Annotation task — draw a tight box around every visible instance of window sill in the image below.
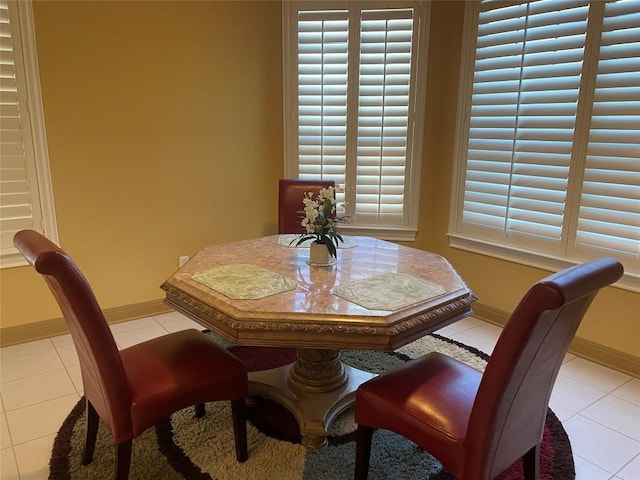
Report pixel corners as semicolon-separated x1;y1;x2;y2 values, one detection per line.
448;233;639;293
340;225;417;243
1;251;29;269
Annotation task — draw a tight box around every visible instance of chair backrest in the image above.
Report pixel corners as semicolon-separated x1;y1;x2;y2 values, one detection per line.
278;179;335;234
466;257;623;479
13;230;133;441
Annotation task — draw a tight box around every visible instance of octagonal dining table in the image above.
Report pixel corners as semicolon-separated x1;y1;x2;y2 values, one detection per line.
161;235;476;449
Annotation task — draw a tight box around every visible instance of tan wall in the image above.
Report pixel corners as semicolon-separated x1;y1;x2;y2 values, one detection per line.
1;2;638;364
1;1;284;327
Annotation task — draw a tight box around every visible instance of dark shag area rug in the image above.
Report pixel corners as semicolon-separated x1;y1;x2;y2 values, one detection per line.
49;334;575;479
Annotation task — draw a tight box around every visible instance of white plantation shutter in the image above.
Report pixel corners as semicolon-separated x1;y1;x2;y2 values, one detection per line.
0;1;38;249
463;1;589;251
577;0;640;264
452;0;639;284
356;10;413;222
285;2;429;239
0;0;56;267
297;11;349;182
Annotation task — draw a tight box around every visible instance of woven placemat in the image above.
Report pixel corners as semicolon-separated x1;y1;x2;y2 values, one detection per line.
333;273;445;310
192;264;297;300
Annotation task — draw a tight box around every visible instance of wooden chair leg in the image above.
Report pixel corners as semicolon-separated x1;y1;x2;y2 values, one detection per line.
355;425;374;480
523;443;540;480
231;398;248;462
194;403;205;418
116;440;132;480
82;398;99;465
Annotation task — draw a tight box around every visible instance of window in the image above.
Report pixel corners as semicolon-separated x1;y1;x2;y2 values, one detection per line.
283;1;430;241
0;0;57;268
450;0;639;288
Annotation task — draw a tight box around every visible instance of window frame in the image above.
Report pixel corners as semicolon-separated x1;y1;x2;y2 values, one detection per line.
282;0;430;242
1;0;57;268
449;0;639;291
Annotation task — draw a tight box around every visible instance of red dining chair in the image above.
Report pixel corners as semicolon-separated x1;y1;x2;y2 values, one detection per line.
354;257;624;480
278;178;335;234
14;229;249;480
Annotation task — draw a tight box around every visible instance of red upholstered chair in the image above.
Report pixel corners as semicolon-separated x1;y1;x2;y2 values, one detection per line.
278;178;335;234
355;257;624;480
14;229;249;480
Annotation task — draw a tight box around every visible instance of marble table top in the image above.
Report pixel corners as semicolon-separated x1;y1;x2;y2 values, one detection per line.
161;235;476;351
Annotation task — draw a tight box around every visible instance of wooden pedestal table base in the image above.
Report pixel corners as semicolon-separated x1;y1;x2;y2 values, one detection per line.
247;348;376;449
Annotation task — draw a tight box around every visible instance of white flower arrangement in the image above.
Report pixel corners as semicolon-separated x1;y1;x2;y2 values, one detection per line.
292;186;344;258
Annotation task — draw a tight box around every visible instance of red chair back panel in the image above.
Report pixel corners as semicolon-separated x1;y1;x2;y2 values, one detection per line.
278;179;335;234
467;257;624;479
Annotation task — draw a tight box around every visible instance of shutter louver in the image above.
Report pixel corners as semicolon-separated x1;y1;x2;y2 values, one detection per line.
578;0;640;262
0;0;40;253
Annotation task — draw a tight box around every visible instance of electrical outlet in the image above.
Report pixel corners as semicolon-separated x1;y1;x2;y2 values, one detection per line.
178;256;189;267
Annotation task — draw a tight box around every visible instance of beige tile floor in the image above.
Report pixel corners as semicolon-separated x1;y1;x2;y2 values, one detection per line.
0;312;638;480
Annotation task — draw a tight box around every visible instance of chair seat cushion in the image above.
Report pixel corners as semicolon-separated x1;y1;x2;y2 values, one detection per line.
120;329;247;436
355;351;481;477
